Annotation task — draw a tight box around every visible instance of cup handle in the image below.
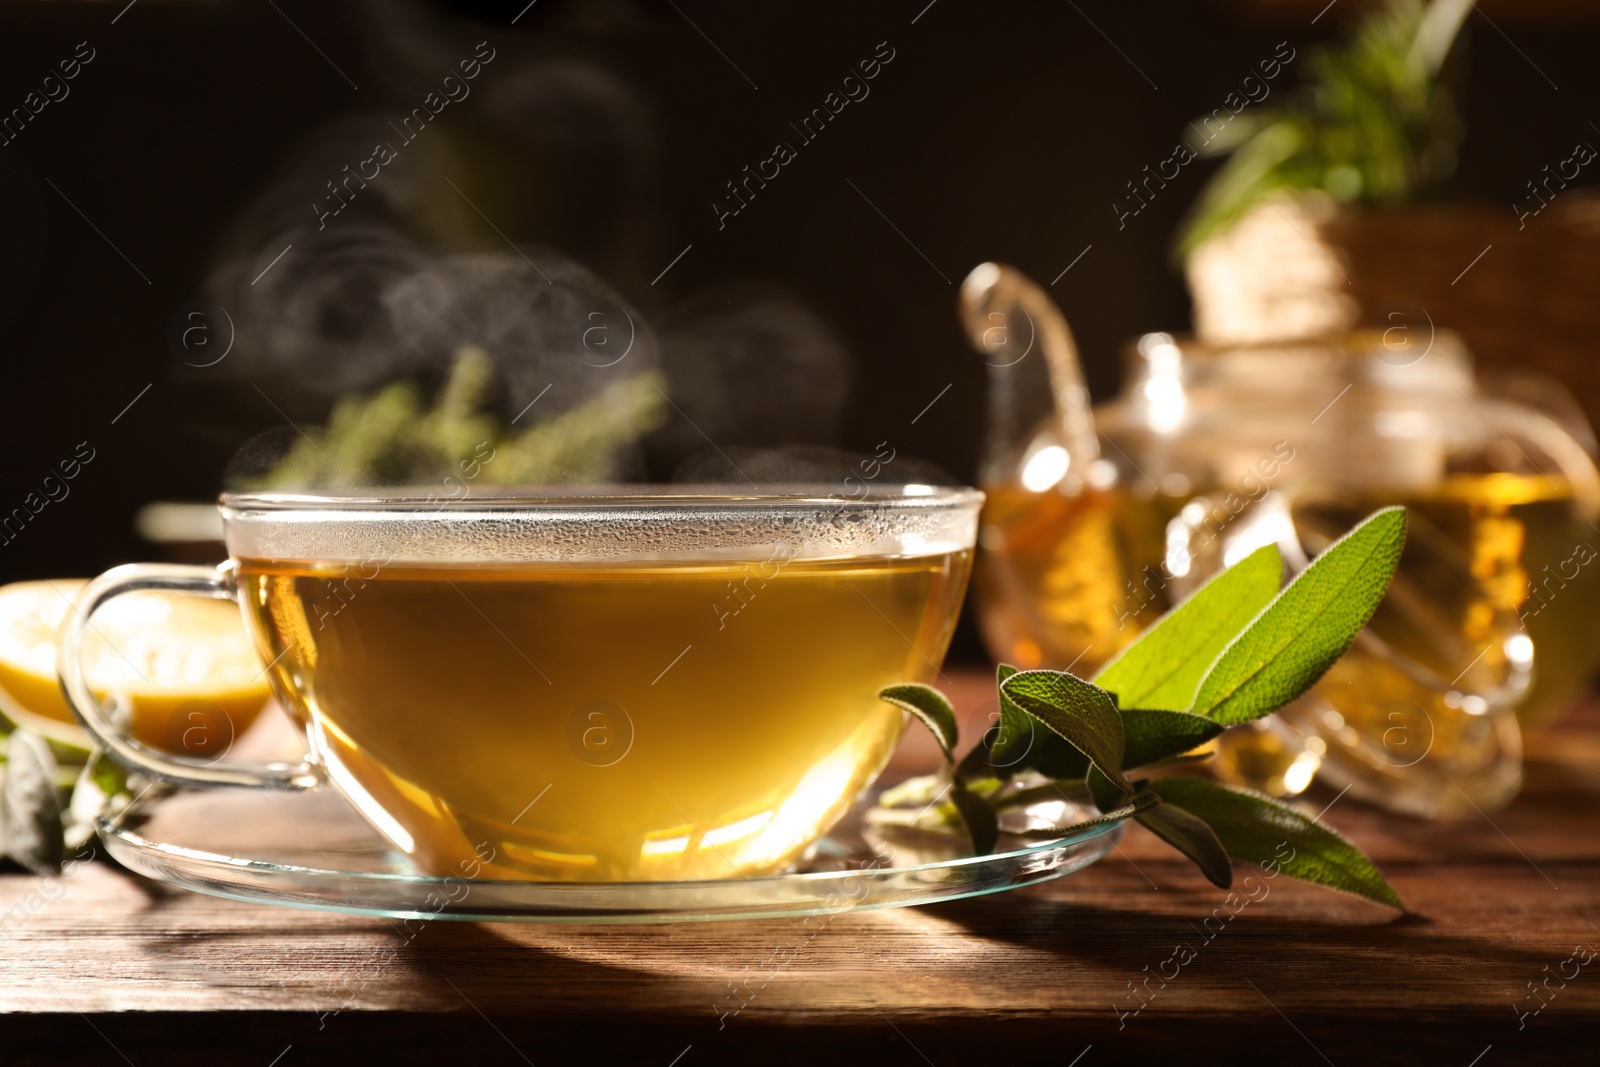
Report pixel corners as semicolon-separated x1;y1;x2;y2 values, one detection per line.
56;562;320;791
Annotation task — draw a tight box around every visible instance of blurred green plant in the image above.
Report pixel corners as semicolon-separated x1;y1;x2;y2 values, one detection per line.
1175;0;1472;259
248;347;669;489
0;718;128;873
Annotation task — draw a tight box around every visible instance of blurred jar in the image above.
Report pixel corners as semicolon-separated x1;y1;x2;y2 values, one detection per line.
974;328;1600;816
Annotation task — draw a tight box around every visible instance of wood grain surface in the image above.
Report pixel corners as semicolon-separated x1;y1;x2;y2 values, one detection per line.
2;669;1597;1065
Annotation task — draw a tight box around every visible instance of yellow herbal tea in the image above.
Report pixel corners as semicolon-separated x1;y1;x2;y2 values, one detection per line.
238;552;971;882
1289;472;1600;727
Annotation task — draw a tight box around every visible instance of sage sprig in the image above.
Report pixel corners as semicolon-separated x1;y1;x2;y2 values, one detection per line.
879;507;1408;909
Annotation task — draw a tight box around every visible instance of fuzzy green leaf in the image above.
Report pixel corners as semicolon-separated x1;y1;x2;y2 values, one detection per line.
0;731;64;875
1000;671;1130;793
1033;743;1092;780
1192;508;1406;724
1026;708;1224;780
988;664;1085;779
1095;543;1283;712
1147;777;1403;909
879;683;959;762
1008;790;1160;841
954;731;999;782
990;664;1037;769
950;785;1000;856
1122;709;1227;769
1087;765;1129;814
1136;802;1234;889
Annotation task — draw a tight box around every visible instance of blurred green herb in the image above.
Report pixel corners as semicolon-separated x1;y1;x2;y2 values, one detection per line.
879;508;1408;910
249;347;669;489
0;730;64;874
1175;0;1472;259
0;720;127;873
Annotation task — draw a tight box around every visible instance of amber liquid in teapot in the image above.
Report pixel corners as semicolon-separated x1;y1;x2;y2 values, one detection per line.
973;484;1182;676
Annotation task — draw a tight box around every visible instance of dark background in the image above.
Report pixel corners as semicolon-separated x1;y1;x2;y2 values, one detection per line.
2;0;1597;661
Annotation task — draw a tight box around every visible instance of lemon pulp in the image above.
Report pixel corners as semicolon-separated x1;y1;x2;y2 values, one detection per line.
0;578;271;755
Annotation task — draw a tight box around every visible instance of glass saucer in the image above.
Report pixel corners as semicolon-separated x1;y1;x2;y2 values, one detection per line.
99;784;1124;924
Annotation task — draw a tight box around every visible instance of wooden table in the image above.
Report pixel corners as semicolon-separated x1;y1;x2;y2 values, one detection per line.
3;668;1597;1064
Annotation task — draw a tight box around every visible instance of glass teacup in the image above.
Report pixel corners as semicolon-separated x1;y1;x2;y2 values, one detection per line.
60;486;981;881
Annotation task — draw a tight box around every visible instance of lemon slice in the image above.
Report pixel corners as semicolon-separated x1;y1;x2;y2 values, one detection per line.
0;578;272;756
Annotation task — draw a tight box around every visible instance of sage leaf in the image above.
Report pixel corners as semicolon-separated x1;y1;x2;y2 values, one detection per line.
989;664;1038;769
1087;765;1130;814
950;784;1000;856
994;660;1135;780
0;730;65;875
1033;742;1090;780
1135;801;1234;889
1146;777;1404;909
1021;708;1224;779
989;666;1083;779
1137;752;1215;770
955;729;999;782
1122;709;1226;770
879;683;959;761
1000;670;1131;793
1095;543;1283;711
1192;507;1406;724
1008;789;1160;841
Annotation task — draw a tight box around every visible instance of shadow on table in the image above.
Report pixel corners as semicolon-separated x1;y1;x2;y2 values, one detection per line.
923;889;1560;1005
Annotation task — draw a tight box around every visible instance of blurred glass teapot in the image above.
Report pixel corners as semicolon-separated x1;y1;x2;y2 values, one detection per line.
963;263;1600;817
